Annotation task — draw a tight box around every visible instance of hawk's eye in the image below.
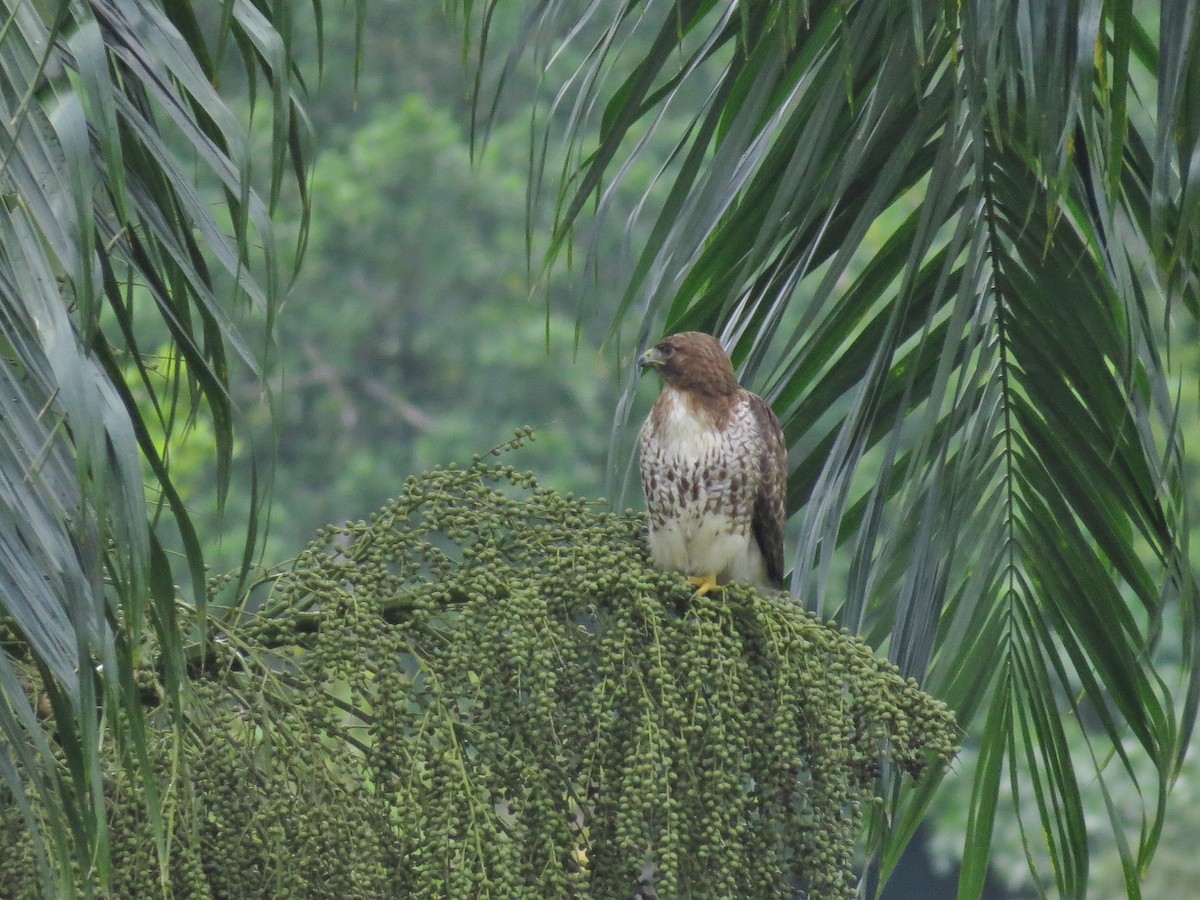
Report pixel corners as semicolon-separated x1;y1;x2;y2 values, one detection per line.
657;343;675;359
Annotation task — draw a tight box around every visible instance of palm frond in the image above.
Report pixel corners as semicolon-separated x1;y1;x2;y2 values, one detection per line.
0;0;318;888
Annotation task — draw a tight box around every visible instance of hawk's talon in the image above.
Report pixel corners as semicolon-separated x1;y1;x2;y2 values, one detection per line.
687;573;722;597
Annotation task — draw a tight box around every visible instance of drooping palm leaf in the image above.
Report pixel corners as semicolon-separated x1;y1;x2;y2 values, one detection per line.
0;0;319;889
472;1;1200;895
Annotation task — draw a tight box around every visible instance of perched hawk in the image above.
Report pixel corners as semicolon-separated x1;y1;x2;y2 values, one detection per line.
638;332;787;594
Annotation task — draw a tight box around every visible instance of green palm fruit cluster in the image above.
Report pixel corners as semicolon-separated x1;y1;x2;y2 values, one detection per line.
1;431;957;897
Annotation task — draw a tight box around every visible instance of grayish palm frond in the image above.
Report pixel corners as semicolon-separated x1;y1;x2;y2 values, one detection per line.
0;0;320;889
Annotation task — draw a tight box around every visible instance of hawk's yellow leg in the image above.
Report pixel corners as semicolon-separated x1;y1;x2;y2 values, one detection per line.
687;573;722;596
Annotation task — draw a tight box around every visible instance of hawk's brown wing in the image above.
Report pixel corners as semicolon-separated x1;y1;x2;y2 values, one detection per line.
747;392;787;588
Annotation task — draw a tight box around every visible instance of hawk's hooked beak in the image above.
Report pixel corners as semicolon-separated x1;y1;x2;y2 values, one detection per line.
638;346;665;371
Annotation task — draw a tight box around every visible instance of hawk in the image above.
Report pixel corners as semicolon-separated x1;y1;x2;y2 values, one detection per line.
637;332;787;594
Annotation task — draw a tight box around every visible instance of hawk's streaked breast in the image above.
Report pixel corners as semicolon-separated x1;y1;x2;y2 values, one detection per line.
640;386;769;588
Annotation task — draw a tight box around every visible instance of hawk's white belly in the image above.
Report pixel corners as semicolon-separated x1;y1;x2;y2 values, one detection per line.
646;509;766;587
640;388;769;588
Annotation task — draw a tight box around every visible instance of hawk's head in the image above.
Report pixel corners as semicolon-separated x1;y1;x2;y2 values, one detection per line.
638;332;739;397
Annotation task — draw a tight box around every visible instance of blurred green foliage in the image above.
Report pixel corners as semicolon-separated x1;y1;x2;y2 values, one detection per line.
173;0;654;571
268;93;615;547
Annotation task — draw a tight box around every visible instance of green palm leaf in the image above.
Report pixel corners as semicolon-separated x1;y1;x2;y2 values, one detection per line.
474;1;1200;895
0;0;317;889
